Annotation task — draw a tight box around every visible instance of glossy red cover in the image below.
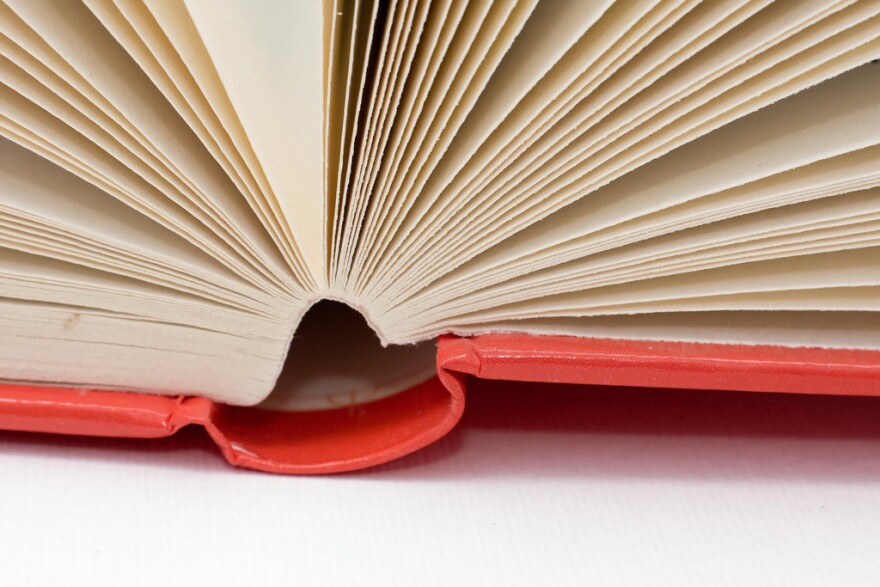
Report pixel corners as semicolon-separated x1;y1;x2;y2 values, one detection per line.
1;333;879;473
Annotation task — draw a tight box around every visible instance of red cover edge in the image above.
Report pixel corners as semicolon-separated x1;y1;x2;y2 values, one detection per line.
443;334;880;396
1;334;878;474
0;376;464;475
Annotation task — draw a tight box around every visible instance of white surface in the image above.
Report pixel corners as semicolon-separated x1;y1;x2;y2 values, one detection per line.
2;381;880;586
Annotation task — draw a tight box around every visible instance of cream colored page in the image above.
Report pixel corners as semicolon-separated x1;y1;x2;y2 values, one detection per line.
500;20;880;236
140;0;313;288
409;0;616;218
330;0;382;275
87;0;307;282
358;3;696;287
337;0;498;279
405;167;879;318
451;311;880;350
0;137;249;288
378;3;878;300
407;184;880;322
402;0;665;232
433;225;880;319
569;286;880;315
0;139;291;319
0;248;281;334
0;216;280;316
0;299;287;403
346;1;532;285
337;0;422;273
324;0;343;254
364;5;716;292
183;0;326;284
422;61;880;304
414;164;880;324
345;0;465;283
0;108;280;295
0;5;303;295
545;147;880;269
2;0;295;286
353;0;639;290
452;247;880;322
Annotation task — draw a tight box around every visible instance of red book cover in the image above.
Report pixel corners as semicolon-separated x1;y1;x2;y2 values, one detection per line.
1;333;879;474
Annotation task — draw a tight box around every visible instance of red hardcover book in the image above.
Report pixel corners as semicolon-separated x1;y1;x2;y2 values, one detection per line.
2;2;880;474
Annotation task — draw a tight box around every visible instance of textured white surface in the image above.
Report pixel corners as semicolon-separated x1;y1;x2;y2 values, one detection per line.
1;380;880;586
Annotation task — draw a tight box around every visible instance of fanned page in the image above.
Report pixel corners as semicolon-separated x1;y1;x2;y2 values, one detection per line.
0;0;878;409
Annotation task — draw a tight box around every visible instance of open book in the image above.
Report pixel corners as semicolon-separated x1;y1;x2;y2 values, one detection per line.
2;0;880;470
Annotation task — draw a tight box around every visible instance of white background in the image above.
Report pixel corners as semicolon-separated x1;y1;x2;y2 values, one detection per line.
2;379;880;586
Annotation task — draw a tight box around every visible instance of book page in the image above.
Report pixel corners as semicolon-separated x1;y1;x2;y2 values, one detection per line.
373;1;876;303
454;311;880;351
409;60;880;317
85;0;309;284
0;299;289;403
183;0;326;284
